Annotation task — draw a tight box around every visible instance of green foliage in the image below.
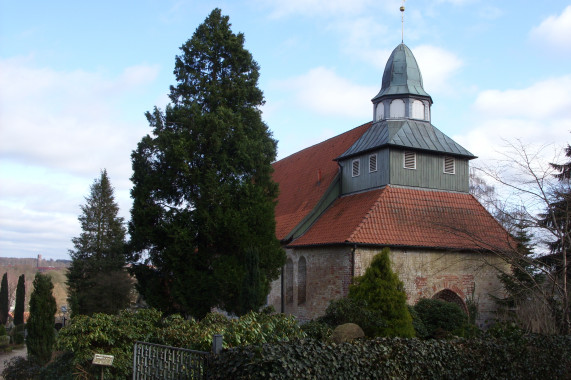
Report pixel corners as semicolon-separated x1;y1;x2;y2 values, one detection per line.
67;169;130;317
1;357;42;380
301;320;332;340
128;8;284;319
209;335;571;379
0;324;6;336
407;305;428;339
318;298;386;337
348;248;415;337
414;298;468;339
0;272;8;325
236;247;265;316
27;272;57;365
12;323;25;345
55;308;305;378
14;274;25;326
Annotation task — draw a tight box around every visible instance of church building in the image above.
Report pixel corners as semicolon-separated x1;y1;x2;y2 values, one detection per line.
267;43;513;326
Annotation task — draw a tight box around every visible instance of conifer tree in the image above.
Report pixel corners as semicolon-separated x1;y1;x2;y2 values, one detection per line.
67;169;130;316
14;274;25;326
27;272;56;365
129;8;284;318
0;273;8;325
236;247;265;315
349;248;415;337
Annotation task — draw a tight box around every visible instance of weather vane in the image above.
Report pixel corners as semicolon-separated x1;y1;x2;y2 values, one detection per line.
401;0;406;43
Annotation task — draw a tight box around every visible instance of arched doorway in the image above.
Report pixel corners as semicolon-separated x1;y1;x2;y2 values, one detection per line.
432;289;468;314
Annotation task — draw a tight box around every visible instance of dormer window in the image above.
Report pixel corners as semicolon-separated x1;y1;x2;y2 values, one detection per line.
404;151;416;169
369;154;377;172
412;100;425;120
390;99;405;118
444;156;455;174
352;159;360;177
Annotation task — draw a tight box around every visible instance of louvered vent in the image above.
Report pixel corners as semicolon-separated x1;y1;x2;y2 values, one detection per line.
352;159;360;177
369;154;377;172
404;151;416;169
444;156;455;174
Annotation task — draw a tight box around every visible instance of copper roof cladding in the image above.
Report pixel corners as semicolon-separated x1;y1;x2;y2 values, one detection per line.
372;43;432;102
288;186;514;252
272;122;372;240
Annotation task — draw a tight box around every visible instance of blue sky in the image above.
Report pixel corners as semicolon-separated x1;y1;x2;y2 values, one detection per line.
1;0;570;260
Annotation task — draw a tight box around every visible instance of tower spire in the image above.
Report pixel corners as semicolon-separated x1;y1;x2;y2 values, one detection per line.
400;1;406;43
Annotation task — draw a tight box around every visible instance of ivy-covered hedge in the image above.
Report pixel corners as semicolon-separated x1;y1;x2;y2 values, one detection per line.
53;308;305;379
209;335;571;379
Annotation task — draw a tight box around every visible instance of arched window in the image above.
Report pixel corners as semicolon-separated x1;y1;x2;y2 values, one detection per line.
376;103;384;121
390;99;405;118
298;257;307;305
412;100;425;120
285;259;293;304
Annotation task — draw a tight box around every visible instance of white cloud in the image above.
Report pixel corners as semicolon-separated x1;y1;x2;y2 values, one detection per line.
456;75;571;162
530;5;571;53
0;57;159;259
473;76;571;119
277;67;377;118
412;45;464;95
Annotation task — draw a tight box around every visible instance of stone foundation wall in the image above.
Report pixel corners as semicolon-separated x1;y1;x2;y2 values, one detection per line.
268;246;508;327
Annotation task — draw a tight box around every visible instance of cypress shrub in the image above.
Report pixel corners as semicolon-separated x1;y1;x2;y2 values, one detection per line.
27;272;57;365
348;248;415;337
14;274;25;326
0;272;8;325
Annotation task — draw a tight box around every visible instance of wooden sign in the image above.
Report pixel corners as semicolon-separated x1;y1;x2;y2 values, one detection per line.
92;354;114;366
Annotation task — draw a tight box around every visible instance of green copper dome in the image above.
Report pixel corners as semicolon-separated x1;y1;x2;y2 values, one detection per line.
372;43;431;102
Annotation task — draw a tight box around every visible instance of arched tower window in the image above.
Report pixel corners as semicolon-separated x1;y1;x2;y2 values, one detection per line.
412;100;425;120
390;99;405;118
375;102;384;121
285;259;293;305
298;257;306;305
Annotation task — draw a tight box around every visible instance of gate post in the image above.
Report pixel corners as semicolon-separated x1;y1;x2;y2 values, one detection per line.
212;334;223;354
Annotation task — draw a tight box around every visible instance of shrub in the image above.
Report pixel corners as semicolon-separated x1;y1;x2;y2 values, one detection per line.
0;324;6;336
27;272;57;365
301;320;332;340
12;324;25;345
414;298;467;338
1;357;42;380
208;335;571;379
407;305;428;339
348;248;415;337
318;298;386;337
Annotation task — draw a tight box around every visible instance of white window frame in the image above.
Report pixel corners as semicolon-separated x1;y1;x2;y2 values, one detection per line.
352;159;360;177
444;156;455;174
369;154;378;173
403;151;416;170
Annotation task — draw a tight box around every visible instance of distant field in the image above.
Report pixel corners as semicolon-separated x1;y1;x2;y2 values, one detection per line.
0;257;70;316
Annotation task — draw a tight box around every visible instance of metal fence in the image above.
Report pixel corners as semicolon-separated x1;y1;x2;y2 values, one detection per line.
132;341;210;380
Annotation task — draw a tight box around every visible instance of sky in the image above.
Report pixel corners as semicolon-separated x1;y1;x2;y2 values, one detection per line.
1;0;570;260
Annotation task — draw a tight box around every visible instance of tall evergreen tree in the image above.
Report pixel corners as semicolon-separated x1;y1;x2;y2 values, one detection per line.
349;248;415;337
67;169;130;317
27;272;56;365
0;272;8;325
541;144;571;333
129;8;284;318
14;274;25;326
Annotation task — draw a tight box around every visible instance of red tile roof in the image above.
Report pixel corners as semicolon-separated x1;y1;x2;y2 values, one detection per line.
272;122;372;240
289;186;514;252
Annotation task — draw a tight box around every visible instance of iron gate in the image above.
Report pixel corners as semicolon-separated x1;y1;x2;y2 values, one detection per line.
132;341;210;380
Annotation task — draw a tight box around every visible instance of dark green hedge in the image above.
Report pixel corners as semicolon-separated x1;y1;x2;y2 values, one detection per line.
209;335;571;379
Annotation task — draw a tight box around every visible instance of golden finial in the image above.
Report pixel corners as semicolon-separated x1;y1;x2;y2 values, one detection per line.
401;1;406;43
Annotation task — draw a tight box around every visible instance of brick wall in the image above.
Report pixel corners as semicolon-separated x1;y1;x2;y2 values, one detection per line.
268;246;508;327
